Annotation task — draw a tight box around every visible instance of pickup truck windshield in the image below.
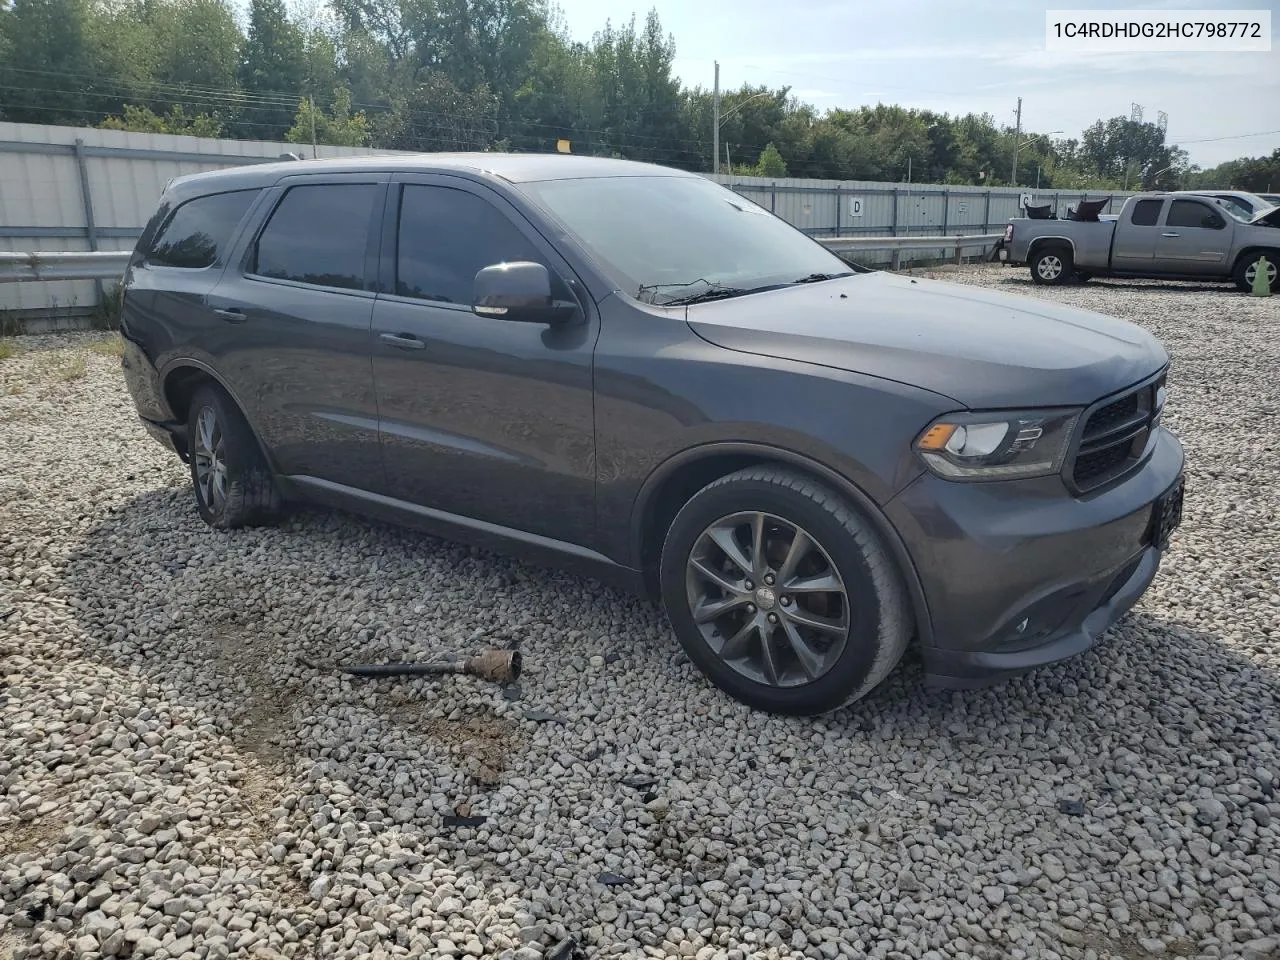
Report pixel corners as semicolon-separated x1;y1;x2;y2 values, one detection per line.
520;175;854;304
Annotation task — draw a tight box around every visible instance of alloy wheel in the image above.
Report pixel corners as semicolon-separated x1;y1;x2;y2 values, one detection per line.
1037;254;1063;281
685;511;850;687
192;405;228;512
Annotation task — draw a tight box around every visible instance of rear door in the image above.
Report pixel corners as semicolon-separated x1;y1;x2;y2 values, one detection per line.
369;174;598;543
1110;197;1165;270
207;173;388;490
1155;198;1231;275
123;186;263;355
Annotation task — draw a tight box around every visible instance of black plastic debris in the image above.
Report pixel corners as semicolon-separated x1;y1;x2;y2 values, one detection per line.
502;683;523;701
598;872;630;886
547;937;582;960
442;815;487;829
524;708;568;724
621;774;656;790
1057;799;1086;816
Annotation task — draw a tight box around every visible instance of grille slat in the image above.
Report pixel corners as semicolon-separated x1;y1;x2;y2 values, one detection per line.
1071;373;1165;491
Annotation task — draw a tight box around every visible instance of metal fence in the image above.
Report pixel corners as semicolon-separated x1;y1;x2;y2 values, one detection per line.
0;121;1135;321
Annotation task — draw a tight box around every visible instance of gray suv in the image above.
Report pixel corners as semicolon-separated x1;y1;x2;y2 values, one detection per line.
119;154;1185;714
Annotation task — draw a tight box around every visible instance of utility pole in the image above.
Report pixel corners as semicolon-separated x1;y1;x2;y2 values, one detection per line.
713;61;720;176
1010;96;1022;186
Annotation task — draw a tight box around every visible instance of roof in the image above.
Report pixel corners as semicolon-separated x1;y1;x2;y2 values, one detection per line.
170;152;698;196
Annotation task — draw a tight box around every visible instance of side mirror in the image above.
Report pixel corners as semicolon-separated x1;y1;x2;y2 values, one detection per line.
472;261;578;325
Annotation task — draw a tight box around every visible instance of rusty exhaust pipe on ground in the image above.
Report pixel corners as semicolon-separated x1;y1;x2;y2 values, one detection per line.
340;649;522;684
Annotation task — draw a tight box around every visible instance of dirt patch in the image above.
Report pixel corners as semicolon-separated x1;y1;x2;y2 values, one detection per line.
0;814;62;859
386;695;526;788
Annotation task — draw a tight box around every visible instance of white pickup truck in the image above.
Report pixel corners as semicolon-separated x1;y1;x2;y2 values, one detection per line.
1002;192;1280;291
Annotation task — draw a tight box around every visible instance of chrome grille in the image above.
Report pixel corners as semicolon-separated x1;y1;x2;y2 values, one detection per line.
1070;372;1165;492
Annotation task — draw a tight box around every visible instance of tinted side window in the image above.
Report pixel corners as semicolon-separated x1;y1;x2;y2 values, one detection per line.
254;184;376;290
396;185;563;305
149;189;259;268
1167;200;1222;229
1129;199;1163;227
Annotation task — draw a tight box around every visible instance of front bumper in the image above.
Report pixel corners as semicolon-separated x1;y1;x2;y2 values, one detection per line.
885;427;1185;687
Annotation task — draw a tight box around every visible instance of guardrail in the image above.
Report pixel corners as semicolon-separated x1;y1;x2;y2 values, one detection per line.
0;250;132;283
0;234;1003;285
819;233;1004;269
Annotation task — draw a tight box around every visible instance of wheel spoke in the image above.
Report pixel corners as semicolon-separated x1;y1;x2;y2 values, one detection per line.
689;557;745;595
783;605;846;635
776;529;813;584
719;618;759;661
757;622;780;684
707;524;753;577
782;571;842;594
779;618;822;680
693;593;749;623
197;409;216;453
749;513;766;576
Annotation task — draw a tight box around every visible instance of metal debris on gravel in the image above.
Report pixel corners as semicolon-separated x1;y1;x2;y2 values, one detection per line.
1;271;1278;959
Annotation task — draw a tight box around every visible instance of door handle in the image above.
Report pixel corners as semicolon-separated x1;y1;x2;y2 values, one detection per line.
213;307;246;323
379;332;426;350
1161;232;1181;237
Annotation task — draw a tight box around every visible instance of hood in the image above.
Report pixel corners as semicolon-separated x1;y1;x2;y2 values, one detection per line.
1248;205;1280;227
686;272;1168;408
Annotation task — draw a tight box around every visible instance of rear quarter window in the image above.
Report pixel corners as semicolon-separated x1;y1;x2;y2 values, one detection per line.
148;189;260;268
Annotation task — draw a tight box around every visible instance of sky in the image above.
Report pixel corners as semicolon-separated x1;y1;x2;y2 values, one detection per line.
548;0;1280;168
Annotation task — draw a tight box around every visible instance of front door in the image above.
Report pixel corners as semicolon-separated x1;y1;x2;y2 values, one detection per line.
208;175;387;490
1155;198;1231;275
370;176;597;545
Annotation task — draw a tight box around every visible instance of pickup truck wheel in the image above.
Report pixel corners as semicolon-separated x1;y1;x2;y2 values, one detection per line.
187;384;282;529
1030;246;1073;286
1234;252;1278;293
659;467;911;715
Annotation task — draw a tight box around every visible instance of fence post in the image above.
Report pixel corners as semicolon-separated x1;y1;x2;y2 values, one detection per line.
72;138;104;306
983;192;991;233
833;184;841;237
890;188;901;269
771;182;777;213
1055;192;1061;216
942;188;950;235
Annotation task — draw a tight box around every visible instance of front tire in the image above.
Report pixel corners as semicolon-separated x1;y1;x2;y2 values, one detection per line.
187;384;282;529
659;467;912;715
1030;245;1073;286
1233;251;1278;293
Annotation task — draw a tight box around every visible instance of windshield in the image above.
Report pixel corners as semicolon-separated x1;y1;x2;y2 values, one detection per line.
519;175;853;304
1211;197;1253;220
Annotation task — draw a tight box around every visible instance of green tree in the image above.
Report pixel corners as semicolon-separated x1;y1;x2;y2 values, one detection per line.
285;87;369;146
238;0;308;138
0;0;93;124
754;142;787;178
100;103;224;137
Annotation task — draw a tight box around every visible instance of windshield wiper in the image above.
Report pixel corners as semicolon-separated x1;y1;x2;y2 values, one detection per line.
790;271;854;284
658;287;750;306
638;278;746;306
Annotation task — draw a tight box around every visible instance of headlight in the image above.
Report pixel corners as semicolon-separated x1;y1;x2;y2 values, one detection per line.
915;409;1081;480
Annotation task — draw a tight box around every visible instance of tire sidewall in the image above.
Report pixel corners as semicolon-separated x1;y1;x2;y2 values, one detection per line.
186;386;257;528
659;477;888;715
1031;247;1072;286
1234;252;1276;293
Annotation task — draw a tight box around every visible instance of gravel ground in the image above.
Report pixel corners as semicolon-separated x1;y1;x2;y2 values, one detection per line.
1;267;1278;960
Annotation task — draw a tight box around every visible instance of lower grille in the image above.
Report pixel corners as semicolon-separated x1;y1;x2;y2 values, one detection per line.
1071;373;1165;491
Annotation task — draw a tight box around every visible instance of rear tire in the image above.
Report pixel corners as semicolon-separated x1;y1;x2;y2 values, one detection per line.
1030;245;1073;286
186;384;282;529
659;467;911;715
